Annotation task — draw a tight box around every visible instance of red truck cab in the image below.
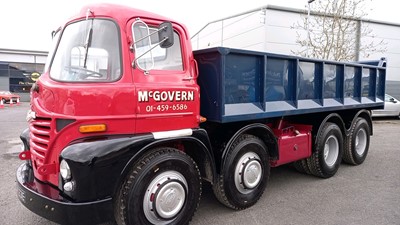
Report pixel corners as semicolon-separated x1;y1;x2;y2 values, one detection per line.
18;4;204;224
25;3;201;185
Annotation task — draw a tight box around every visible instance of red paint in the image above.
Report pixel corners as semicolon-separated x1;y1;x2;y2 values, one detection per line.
18;151;31;160
28;4;200;186
270;121;312;167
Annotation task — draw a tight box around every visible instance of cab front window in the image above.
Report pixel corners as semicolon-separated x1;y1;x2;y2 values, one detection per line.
50;19;122;82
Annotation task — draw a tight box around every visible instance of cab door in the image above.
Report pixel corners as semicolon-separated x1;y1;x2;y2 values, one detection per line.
128;18;200;134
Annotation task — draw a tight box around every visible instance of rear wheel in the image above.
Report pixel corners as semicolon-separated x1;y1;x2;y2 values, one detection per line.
343;118;370;165
114;148;201;225
213;134;270;210
308;122;343;178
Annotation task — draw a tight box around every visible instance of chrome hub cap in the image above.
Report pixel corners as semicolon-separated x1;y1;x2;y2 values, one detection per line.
143;171;187;224
324;135;339;167
234;152;263;194
355;128;367;156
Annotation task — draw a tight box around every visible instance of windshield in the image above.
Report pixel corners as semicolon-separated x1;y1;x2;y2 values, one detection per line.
50;19;121;82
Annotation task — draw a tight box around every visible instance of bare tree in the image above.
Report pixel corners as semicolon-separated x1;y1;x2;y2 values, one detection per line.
292;0;386;61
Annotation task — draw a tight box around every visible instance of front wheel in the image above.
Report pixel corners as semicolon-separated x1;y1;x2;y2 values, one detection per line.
213;134;270;210
114;148;202;225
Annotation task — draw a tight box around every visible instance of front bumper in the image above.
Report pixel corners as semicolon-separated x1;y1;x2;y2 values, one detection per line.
16;163;114;225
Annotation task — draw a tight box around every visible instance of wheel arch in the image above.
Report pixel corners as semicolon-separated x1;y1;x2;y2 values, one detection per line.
351;110;373;135
60;130;215;202
314;113;346;143
117;131;216;190
338;109;373;135
220;123;278;172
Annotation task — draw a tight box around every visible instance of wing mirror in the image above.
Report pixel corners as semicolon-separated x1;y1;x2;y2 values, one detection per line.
131;19;175;72
158;22;174;48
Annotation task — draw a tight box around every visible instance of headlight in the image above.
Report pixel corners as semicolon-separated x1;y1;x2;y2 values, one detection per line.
60;159;71;180
64;181;75;192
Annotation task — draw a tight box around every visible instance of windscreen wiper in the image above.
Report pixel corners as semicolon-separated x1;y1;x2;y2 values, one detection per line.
83;10;94;68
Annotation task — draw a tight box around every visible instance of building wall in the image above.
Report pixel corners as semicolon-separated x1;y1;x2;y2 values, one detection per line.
0;49;47;101
361;22;400;82
191;5;400;82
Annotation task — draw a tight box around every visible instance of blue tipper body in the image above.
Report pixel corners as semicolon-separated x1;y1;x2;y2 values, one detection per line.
194;47;386;123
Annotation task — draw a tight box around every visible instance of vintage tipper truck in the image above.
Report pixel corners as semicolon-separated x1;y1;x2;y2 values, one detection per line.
16;3;386;225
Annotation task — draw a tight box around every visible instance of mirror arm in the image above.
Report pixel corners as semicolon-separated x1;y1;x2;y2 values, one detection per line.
132;37;168;68
132;26;167;46
130;25;168;53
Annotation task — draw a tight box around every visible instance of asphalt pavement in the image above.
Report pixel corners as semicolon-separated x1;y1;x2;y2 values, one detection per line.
0;103;399;225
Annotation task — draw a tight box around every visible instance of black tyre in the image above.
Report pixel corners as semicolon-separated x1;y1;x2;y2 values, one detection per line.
213;134;270;210
292;159;312;175
308;122;343;178
114;148;202;225
343;118;370;165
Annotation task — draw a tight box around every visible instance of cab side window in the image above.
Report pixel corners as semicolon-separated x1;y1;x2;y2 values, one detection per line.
134;26;183;71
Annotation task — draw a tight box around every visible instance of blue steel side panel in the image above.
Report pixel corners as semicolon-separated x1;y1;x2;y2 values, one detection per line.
195;49;224;122
194;47;386;123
